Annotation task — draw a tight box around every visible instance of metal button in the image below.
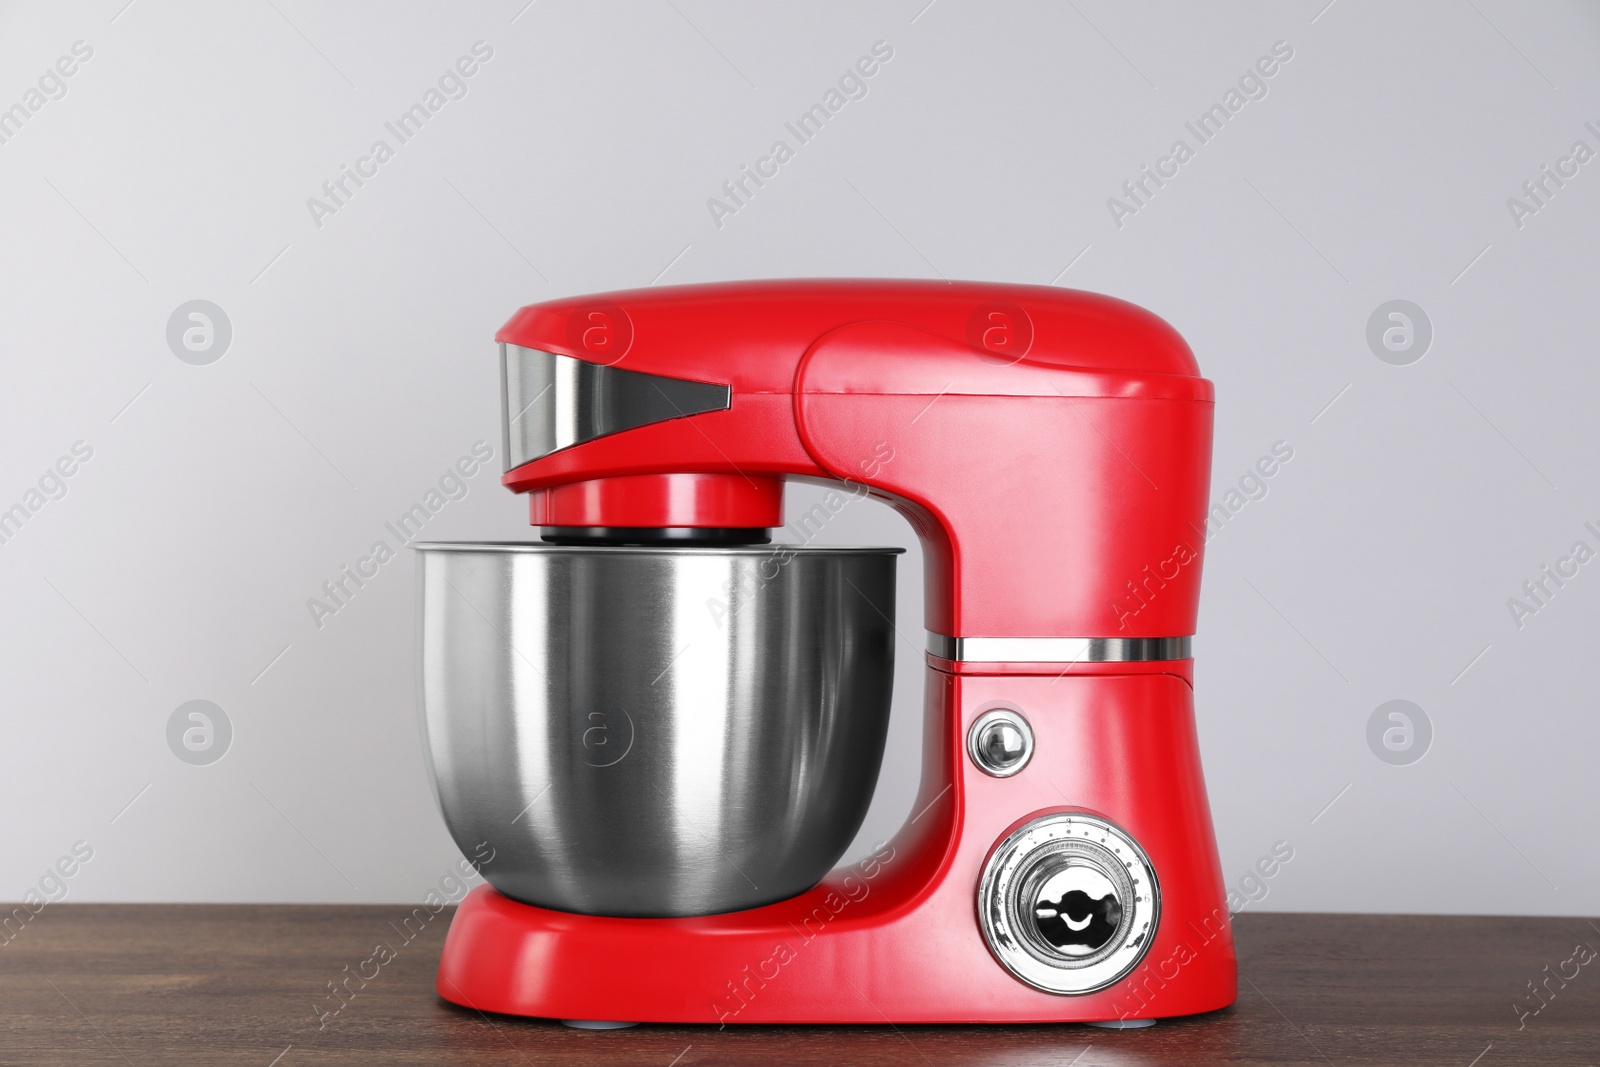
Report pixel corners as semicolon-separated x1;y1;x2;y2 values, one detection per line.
968;709;1034;777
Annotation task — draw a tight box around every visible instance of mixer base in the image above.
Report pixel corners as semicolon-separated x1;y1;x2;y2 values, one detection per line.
436;670;1237;1026
438;871;1231;1025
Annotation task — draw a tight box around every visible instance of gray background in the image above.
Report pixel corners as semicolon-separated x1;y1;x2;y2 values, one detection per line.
2;0;1596;916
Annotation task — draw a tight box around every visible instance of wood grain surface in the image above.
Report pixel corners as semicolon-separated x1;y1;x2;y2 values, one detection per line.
0;906;1595;1065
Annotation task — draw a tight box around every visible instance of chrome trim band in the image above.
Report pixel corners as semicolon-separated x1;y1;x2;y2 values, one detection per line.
927;633;1192;663
501;344;730;473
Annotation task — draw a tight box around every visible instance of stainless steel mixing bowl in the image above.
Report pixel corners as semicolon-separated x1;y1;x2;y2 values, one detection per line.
415;541;901;917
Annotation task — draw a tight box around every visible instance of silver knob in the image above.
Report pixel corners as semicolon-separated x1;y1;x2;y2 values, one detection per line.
977;812;1160;995
968;709;1034;777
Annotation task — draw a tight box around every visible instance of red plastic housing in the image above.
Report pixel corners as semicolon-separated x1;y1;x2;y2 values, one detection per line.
498;280;1213;641
446;280;1235;1025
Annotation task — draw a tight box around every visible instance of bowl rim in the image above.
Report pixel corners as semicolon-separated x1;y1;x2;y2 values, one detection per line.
411;540;905;556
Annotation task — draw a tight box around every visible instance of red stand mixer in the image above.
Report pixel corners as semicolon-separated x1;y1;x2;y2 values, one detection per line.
417;279;1234;1025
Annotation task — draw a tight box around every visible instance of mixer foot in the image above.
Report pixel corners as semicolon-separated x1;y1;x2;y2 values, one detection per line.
1087;1018;1157;1029
560;1019;640;1030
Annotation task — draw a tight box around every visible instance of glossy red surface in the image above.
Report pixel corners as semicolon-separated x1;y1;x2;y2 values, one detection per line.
448;280;1233;1025
499;280;1214;639
526;472;784;528
496;279;1203;391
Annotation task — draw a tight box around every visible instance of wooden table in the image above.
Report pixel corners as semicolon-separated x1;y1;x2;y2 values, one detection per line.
1;906;1595;1065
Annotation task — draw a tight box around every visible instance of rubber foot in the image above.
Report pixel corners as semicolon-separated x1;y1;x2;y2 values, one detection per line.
561;1020;640;1030
1087;1018;1157;1029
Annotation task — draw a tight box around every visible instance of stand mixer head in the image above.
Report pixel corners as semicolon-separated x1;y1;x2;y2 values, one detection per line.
419;279;1235;1025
